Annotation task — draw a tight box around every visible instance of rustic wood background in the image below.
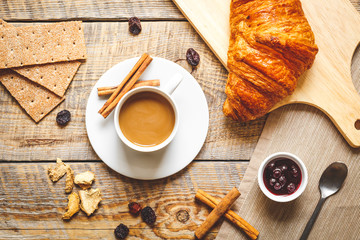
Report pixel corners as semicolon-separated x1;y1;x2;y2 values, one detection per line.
0;0;359;239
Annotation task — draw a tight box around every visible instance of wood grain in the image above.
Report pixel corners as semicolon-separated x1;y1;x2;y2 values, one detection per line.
0;0;359;22
1;0;358;21
0;22;265;161
0;0;184;21
0;161;248;239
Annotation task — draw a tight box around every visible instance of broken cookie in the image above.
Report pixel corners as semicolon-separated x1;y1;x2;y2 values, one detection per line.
79;188;102;216
48;158;68;182
63;192;80;220
74;171;95;189
65;165;75;193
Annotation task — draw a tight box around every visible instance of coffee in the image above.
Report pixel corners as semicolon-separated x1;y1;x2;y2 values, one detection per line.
119;91;175;147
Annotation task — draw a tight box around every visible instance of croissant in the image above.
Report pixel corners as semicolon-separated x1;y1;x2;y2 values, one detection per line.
223;0;318;121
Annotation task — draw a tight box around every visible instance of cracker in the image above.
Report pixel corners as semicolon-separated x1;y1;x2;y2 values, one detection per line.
0;19;9;29
0;21;87;69
0;20;82;97
0;70;64;122
14;61;81;97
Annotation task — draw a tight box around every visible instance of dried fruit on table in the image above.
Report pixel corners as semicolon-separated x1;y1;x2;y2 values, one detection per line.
128;17;142;35
114;223;129;239
48;158;68;182
56;109;71;126
186;48;200;67
65;165;74;193
79;188;102;216
62;192;80;220
128;202;142;215
141;206;156;225
175;48;201;74
74;171;95;189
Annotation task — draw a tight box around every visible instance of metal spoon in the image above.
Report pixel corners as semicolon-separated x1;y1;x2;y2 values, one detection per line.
299;162;348;240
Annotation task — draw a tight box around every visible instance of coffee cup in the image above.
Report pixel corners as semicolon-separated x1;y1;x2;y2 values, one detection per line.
114;73;183;152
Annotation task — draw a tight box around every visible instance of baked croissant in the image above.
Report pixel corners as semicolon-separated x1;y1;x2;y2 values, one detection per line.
223;0;318;121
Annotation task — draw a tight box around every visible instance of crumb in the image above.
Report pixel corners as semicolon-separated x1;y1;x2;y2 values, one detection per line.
65;165;74;193
79;188;102;216
74;171;95;189
63;192;80;220
48;158;67;182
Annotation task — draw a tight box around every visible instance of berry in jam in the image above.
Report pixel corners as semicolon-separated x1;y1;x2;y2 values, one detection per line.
263;158;302;195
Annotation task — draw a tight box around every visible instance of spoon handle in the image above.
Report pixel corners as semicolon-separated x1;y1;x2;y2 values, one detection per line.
299;197;326;240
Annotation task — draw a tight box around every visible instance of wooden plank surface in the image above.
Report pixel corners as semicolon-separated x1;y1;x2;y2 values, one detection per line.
1;0;358;21
0;0;184;21
1;0;360;239
0;161;248;239
0;22;265;161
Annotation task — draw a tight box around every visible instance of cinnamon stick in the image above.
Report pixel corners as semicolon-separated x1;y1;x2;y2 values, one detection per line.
98;53;149;115
195;187;240;239
195;189;259;240
98;53;153;118
97;79;160;96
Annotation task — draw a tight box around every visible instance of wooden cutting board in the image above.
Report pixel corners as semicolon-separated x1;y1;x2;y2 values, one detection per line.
172;0;360;148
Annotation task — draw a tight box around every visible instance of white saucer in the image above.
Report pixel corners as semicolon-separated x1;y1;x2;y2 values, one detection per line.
85;57;209;180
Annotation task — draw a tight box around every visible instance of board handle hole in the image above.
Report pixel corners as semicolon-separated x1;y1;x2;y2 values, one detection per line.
355;119;360;130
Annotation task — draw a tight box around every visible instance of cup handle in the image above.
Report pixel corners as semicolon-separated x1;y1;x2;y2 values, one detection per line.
161;73;183;95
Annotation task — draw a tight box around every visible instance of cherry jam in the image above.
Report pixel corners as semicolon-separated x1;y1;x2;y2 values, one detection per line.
263;158;302;195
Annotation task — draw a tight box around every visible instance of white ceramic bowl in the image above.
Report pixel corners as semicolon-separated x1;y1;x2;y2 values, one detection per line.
114;86;179;152
258;152;308;202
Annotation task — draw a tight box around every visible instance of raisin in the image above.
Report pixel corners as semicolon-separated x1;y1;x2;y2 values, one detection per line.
141;206;156;225
128;202;142;215
114;223;129;239
56;110;71;126
186;48;200;67
128;17;142;35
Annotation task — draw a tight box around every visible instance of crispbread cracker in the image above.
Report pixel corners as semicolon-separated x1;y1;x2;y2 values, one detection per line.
14;61;81;97
0;20;82;97
0;19;8;28
0;21;86;69
0;70;64;122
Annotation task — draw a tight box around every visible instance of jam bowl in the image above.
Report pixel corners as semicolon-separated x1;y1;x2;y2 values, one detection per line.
258;152;308;202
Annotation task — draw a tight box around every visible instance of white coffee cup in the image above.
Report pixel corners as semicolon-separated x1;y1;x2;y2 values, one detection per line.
114;73;183;152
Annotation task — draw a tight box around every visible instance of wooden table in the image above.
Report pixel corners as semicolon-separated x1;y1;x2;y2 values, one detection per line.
0;0;359;239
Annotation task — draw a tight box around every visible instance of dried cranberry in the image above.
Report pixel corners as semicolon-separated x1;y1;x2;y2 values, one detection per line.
114;223;129;239
128;17;142;35
128;202;141;215
56;110;71;126
141;206;156;225
186;48;200;67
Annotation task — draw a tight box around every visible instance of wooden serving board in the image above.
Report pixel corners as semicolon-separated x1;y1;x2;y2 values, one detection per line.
172;0;360;148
